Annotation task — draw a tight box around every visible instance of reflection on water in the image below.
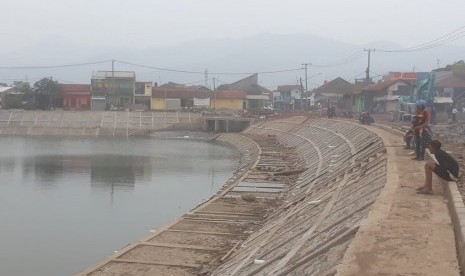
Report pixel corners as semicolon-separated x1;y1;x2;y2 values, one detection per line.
0;136;239;276
19;154;151;189
25;154;154;189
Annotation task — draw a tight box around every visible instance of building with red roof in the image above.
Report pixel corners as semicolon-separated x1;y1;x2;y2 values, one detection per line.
383;72;417;81
61;84;90;110
151;86;213;111
362;79;414;113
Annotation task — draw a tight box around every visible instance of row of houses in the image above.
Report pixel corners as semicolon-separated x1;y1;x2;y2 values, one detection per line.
2;62;464;121
272;62;465;122
59;71;270;112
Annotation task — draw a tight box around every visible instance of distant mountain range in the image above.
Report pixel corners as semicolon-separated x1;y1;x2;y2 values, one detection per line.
0;33;463;90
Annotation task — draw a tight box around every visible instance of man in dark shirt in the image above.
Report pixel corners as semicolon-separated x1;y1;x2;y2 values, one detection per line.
417;140;459;194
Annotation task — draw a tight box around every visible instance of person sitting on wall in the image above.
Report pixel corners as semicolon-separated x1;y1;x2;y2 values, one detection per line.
404;115;419;149
404;126;415;150
417;140;459;194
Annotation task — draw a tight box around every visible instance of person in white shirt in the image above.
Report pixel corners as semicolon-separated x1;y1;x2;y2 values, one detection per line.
452;107;458;122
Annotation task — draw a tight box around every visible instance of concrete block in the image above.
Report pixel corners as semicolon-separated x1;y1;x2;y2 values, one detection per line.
458;213;465;222
455;208;465;215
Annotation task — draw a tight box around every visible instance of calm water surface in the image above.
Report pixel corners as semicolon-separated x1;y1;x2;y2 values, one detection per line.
0;136;239;276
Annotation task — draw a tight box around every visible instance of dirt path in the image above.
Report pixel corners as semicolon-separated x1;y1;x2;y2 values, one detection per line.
337;126;459;276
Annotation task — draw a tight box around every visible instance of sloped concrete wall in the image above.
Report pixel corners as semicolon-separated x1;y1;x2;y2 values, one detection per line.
212;117;386;275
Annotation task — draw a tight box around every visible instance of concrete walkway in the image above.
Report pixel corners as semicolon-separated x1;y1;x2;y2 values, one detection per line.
338;126;459;276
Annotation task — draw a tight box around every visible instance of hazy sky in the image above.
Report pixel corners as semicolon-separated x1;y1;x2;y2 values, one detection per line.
1;0;465;53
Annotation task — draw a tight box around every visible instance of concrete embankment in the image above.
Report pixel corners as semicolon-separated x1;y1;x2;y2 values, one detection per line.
0;110;202;137
212;117;387;275
78;116;459;276
78;116;394;276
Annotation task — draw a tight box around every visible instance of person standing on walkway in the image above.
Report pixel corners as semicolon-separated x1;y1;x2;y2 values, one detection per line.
452;107;458;122
412;100;430;160
417;140;459;194
430;106;436;125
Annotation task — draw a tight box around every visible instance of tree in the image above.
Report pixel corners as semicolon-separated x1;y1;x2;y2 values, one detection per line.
1;81;33;109
13;81;33;98
445;60;465;74
33;78;59;110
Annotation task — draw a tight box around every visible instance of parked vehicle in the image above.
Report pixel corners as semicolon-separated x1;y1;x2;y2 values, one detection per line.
359;112;374;125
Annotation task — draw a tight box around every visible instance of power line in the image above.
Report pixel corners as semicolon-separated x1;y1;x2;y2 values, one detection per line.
0;60;112;70
312;50;365;68
377;25;465;53
184;77;216;85
115;60;302;75
401;26;465;51
0;59;302;76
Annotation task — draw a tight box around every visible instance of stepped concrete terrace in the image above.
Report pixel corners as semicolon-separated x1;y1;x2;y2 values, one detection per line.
77;116;459;276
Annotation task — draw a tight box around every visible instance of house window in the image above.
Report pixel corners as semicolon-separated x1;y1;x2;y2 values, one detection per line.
135;83;145;95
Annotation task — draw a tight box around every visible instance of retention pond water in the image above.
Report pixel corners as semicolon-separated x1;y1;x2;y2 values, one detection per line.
0;136;239;276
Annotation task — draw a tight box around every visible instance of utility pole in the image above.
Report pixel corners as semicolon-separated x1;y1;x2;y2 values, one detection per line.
299;77;304;110
301;63;311;95
364;49;374;83
204;69;208;88
213;77;216;110
110;59;115;108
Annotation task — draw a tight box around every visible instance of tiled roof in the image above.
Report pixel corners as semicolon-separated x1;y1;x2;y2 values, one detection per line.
362;80;410;92
435;74;465;89
0;86;13;93
60;84;90;95
276;85;301;92
152;87;213;99
312;77;352;94
385;72;417;81
216;90;247;99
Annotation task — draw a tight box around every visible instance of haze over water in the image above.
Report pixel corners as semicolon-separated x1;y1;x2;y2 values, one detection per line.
0;136;239;276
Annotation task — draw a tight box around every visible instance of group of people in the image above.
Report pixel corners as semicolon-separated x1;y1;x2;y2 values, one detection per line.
404;100;432;161
404;100;459;194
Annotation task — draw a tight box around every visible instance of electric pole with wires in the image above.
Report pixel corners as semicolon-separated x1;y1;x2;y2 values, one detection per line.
364;49;375;83
301;63;311;95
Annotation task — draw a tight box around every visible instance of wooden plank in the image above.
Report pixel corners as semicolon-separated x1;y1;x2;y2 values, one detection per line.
182;216;254;223
112;258;200;269
220;241;242;262
166;229;241;236
231;186;282;193
237;181;286;188
195;210;258;216
141;242;222;252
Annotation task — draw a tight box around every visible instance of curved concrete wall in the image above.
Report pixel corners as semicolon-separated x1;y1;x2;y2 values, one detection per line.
0;110;202;137
212;117;387;275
